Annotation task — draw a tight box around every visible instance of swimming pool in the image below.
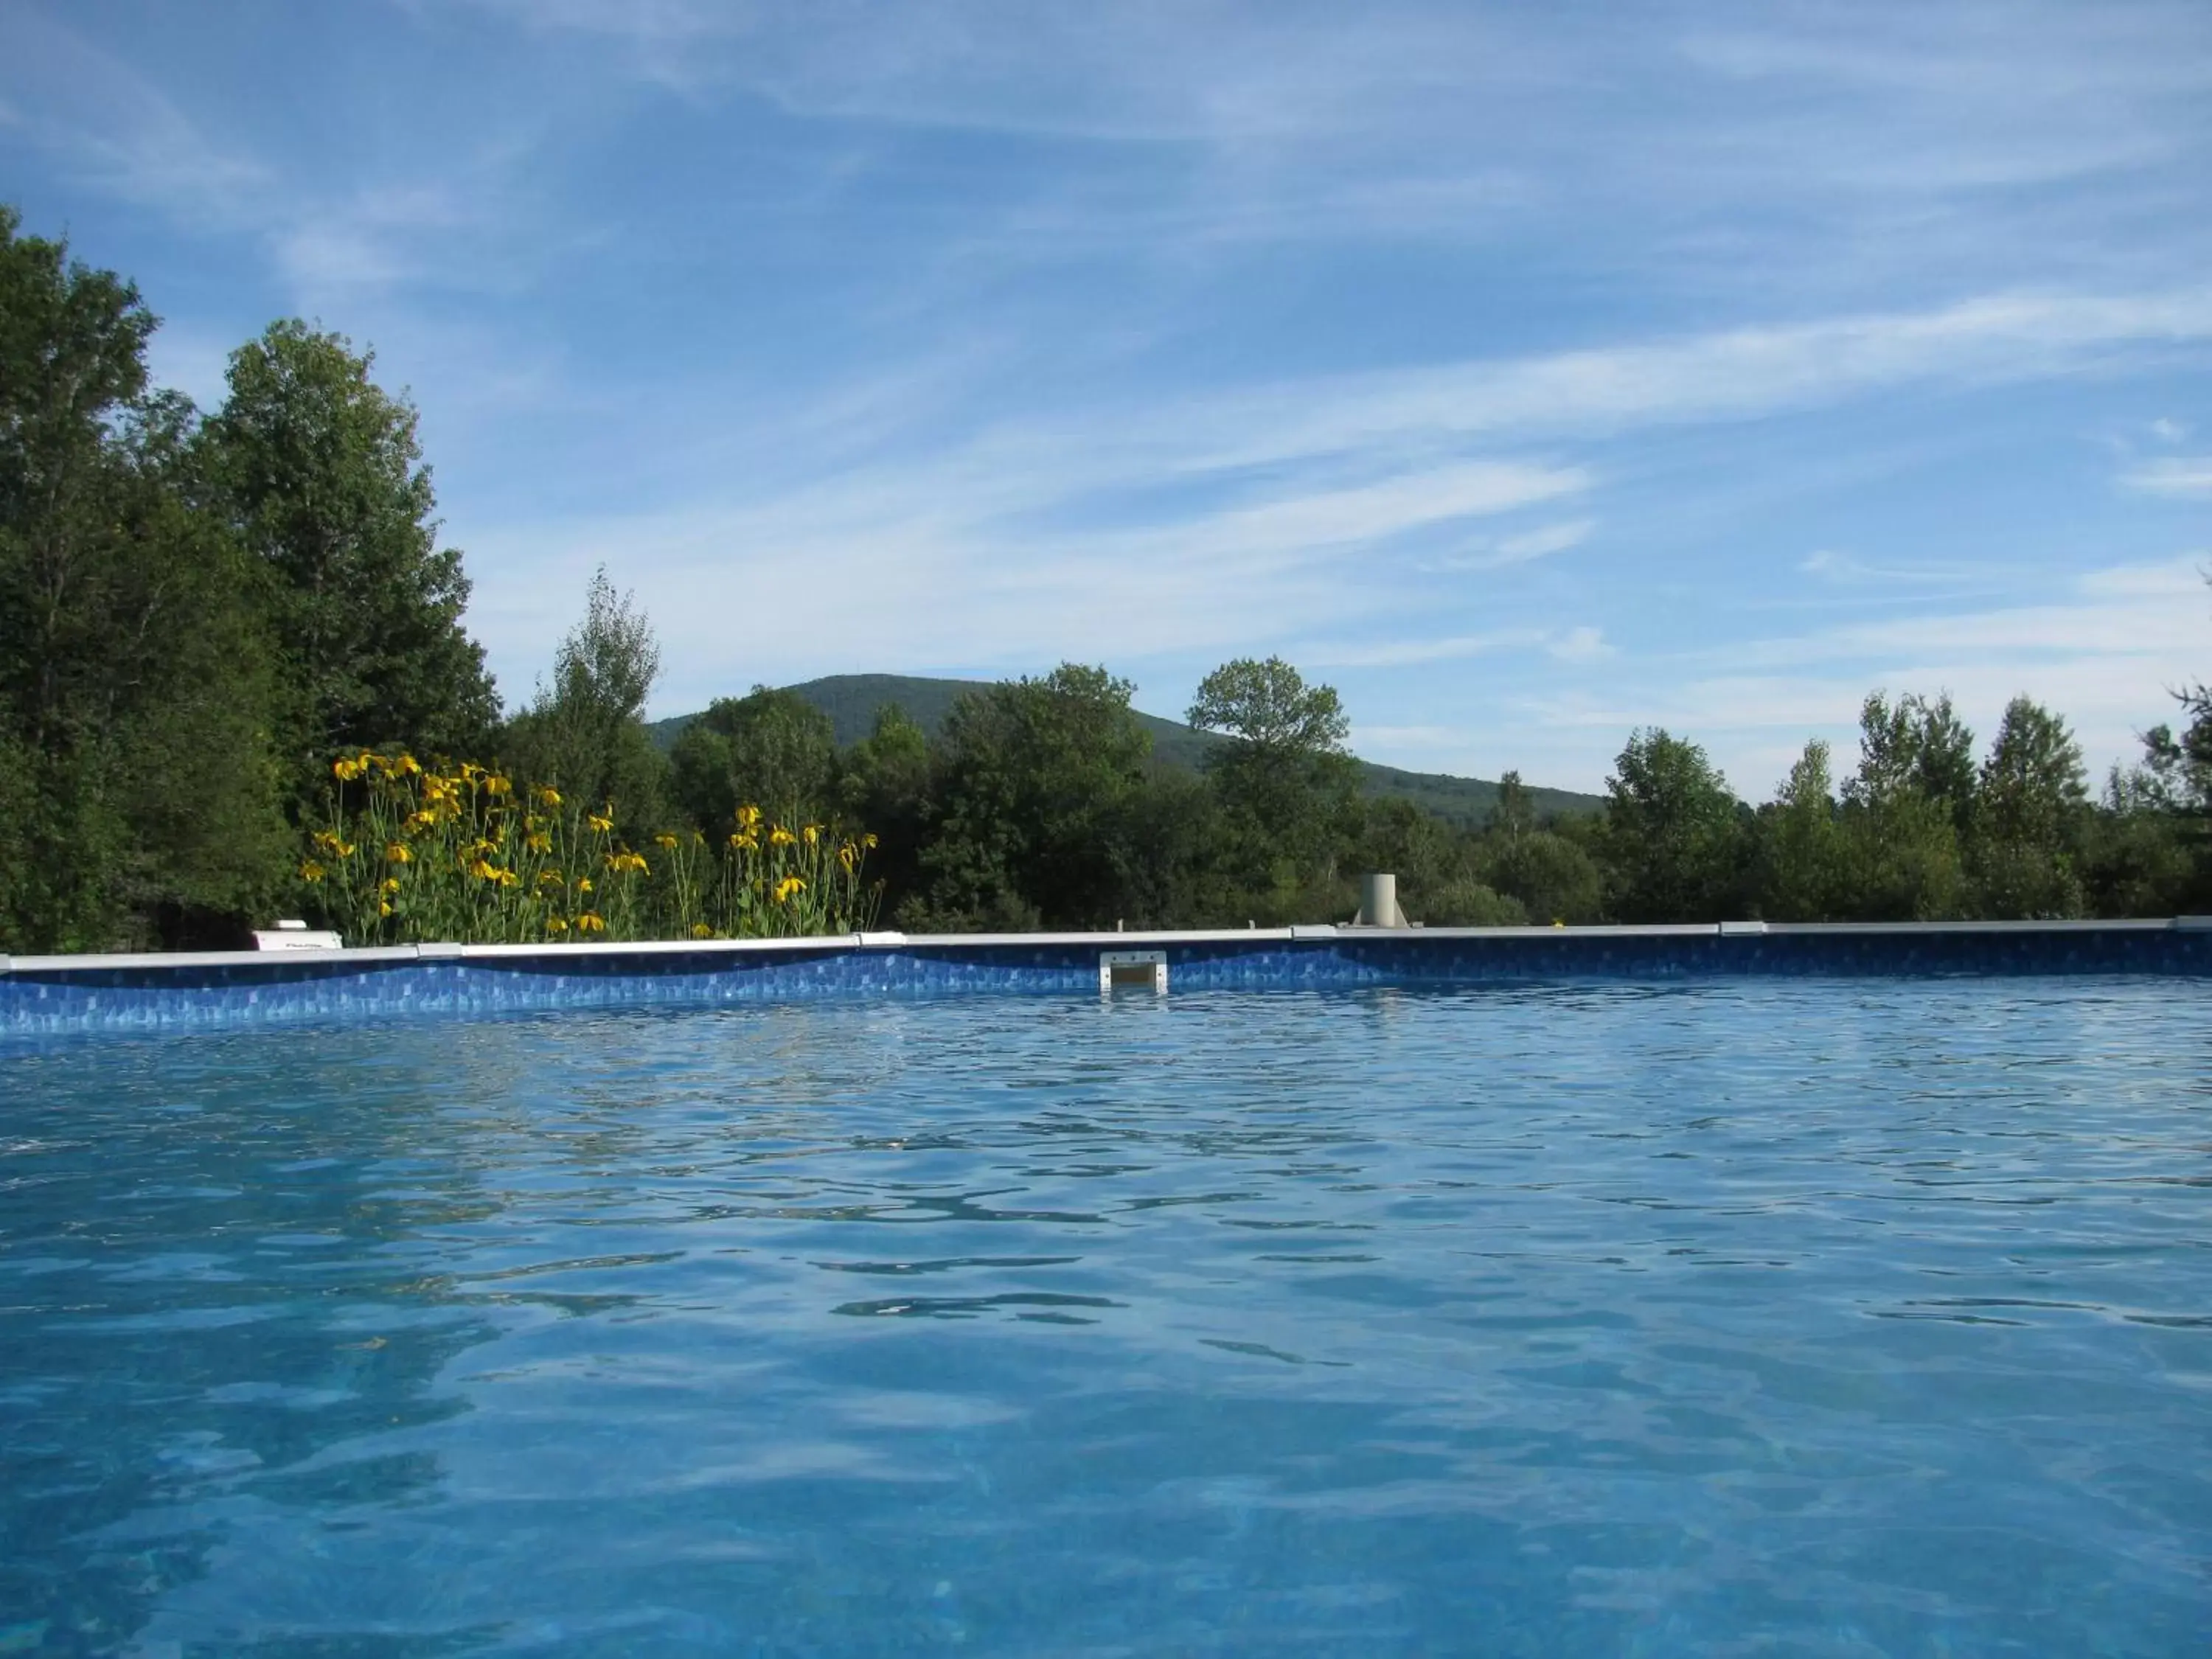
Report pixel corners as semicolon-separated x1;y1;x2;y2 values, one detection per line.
4;979;2208;1655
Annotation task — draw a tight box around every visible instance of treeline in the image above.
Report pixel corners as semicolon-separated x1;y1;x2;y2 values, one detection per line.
4;206;2208;951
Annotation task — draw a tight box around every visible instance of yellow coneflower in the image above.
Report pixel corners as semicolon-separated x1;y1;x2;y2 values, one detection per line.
577;911;607;933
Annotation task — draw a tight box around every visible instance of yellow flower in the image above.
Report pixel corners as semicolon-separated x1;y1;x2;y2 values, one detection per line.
381;877;401;895
386;841;412;864
485;774;512;796
860;833;878;849
299;858;325;883
736;804;762;830
405;810;438;835
587;808;615;834
461;762;482;782
602;849;648;875
546;916;570;936
469;857;507;883
395;753;422;776
655;833;679;851
729;832;757;852
802;824;821;846
577;911;607;933
379;900;394;917
332;757;363;782
538;867;565;888
536;785;561;807
769;825;797;847
690;922;712;939
773;875;806;903
525;831;552;853
838;844;856;873
576;877;593;893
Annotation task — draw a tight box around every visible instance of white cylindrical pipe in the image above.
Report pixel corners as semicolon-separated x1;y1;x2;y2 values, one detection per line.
1360;872;1398;928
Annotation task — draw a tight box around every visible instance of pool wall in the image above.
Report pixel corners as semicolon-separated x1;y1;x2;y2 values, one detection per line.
3;919;2208;1037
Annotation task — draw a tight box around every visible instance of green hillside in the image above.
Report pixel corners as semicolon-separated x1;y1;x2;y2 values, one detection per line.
648;673;1604;825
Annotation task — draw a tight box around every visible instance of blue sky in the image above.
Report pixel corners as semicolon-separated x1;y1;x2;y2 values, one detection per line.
4;1;2209;794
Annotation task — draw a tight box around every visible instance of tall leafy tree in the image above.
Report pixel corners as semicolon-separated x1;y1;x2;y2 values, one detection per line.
669;685;840;831
1601;728;1743;922
501;566;669;826
204;320;497;777
1481;829;1604;925
911;664;1152;930
1969;695;2087;917
1187;655;1361;904
0;209;288;950
836;706;935;914
1837;692;1969;919
1759;739;1843;920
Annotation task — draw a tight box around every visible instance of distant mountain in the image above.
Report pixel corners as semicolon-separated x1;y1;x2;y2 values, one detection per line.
647;673;1604;825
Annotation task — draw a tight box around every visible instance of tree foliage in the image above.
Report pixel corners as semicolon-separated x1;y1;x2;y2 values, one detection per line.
670;685;840;832
1601;729;1743;922
501;566;668;830
0;209;288;950
204;319;497;774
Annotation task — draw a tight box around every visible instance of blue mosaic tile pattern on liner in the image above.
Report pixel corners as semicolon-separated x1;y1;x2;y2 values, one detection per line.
4;927;2206;1038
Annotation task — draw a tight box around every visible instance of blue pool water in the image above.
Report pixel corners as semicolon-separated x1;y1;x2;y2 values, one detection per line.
3;981;2208;1656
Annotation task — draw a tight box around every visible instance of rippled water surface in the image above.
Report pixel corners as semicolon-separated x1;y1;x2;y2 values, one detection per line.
4;980;2210;1656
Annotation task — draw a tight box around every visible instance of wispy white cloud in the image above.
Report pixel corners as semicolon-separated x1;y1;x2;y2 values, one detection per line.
1301;630;1548;670
1547;626;1613;664
2119;455;2212;497
0;6;268;223
1798;549;2006;587
1492;557;2211;791
1426;518;1594;573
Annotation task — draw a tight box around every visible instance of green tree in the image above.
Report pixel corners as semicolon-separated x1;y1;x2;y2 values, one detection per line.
1837;692;1969;919
204;320;496;779
909;664;1152;930
1600;728;1743;922
1489;770;1535;846
836;705;935;914
500;566;669;827
1481;829;1603;925
1759;739;1843;920
0;209;289;950
669;685;839;832
2082;761;2201;917
1187;655;1361;907
1968;695;2087;918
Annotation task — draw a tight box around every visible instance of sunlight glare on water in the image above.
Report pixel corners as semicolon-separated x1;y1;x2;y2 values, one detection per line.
3;980;2209;1655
